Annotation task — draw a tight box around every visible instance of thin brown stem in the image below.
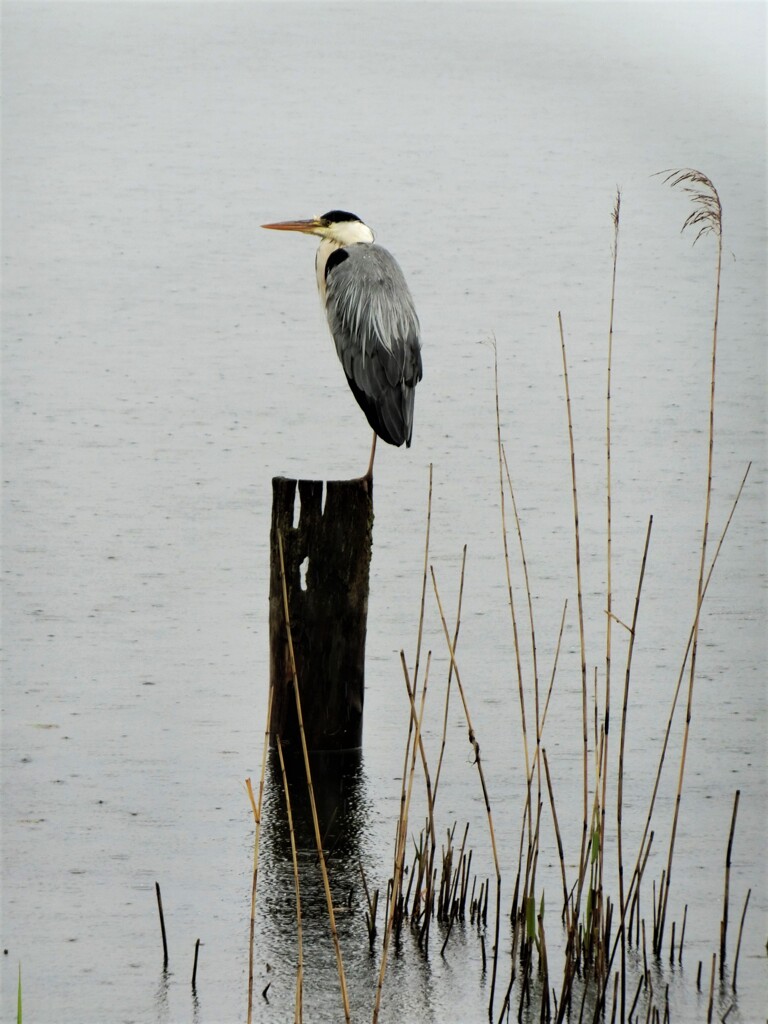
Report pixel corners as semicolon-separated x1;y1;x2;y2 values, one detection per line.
720;790;740;976
432;566;502;1018
559;311;590;904
601;187;621;994
434;543;467;802
616;516;653;1015
657;169;723;953
731;888;751;992
276;735;304;1023
373;652;432;1021
619;463;749;964
493;345;532;793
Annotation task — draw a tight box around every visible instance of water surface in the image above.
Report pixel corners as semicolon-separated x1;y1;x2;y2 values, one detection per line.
2;3;766;1022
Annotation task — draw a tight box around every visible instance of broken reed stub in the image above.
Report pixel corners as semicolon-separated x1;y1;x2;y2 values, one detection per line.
269;476;373;752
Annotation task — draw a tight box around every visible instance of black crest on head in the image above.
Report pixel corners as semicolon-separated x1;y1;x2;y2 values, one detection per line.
321;210;361;224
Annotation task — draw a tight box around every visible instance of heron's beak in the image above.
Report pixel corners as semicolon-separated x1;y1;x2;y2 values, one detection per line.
261;218;323;234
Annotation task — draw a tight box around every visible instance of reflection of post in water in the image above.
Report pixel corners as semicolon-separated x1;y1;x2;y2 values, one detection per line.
257;748;370;1011
265;748;367;862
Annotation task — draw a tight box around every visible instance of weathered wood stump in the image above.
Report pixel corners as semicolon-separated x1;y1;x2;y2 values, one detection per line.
269;476;373;752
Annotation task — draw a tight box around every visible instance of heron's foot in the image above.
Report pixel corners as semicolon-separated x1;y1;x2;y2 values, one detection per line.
355;469;373;493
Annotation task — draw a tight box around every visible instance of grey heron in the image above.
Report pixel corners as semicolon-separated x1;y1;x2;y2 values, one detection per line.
262;210;423;478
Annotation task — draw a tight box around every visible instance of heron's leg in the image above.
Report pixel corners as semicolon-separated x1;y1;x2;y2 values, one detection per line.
365;432;377;479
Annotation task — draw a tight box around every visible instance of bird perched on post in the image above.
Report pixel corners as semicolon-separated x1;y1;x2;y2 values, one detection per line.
262;210;423;478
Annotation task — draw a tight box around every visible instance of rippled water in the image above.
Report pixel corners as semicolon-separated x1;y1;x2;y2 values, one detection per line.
3;3;765;1022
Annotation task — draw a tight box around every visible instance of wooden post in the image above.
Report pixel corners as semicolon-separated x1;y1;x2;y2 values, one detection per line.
269;476;373;752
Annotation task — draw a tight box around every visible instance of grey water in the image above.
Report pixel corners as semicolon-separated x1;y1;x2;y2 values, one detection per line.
2;3;765;1022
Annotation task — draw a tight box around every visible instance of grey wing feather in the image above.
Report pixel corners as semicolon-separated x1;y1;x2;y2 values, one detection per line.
324;243;423;447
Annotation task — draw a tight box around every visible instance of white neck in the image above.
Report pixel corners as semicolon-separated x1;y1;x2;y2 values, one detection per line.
324;219;374;246
314;221;374;300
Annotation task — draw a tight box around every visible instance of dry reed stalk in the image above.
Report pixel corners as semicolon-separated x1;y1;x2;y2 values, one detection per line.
706;952;716;1023
421;528;467;951
246;681;274;1024
431;565;502;1018
372;650;432;1022
610;970;619;1024
155;881;169;968
592;725;610;981
433;543;467;803
452;826;469;908
619;463;749;963
584;751;607;967
558;311;590;911
678;903;687;964
391;466;438;950
392;715;414;904
656;169;723;954
359;862;379;950
276;532;351;1022
601;191;621;989
192;937;200;989
439;821;470;953
389;464;433;894
605;185;620;689
608;513;652;1017
501;435;559;994
498;853;531;1022
502;598;567;1018
436;819;473;946
505;436;540;733
511;595;567;961
493;345;532;794
520;800;543;963
653;872;664;952
644;990;654;1024
553;312;607;1024
731;887;750;992
719;789;740;976
399;649;439;944
459;841;472;916
542;747;570;931
538;911;551;1022
593;669;600;757
387;465;433;906
511;777;537;965
502;440;541;758
501;439;546;937
412;462;433;695
628;972;643;1020
641;917;648;981
437;823;455;920
275;735;304;1023
541;599;569;737
498;595;567;1001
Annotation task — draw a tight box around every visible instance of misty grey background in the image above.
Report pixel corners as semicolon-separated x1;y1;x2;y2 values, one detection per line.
2;2;766;1022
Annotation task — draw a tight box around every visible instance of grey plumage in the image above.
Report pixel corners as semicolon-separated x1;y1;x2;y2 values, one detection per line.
323;243;422;447
262;210;423;469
